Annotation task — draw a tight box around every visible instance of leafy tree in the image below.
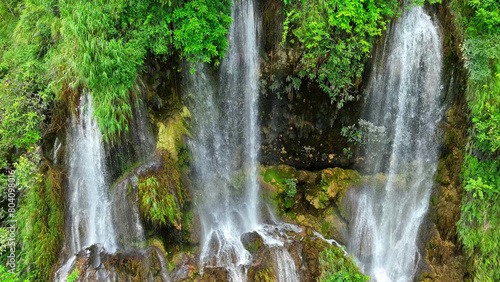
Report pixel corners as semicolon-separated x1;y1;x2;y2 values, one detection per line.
173;0;232;65
281;0;399;108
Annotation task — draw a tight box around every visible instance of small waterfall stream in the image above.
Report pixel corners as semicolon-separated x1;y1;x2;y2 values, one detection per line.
55;93;169;281
348;6;444;282
54;94;118;281
66;94;118;254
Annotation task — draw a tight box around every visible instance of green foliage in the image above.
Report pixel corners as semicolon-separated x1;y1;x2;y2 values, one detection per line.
139;176;181;228
0;0;54;171
0;265;21;281
1;0;232;145
173;0;232;65
53;0;174;142
452;0;500;279
281;0;399;108
0;227;9;254
16;166;64;281
138;153;184;230
458;154;500;281
283;178;298;199
254;267;275;281
318;246;369;281
282;178;298;208
67;268;79;282
472;106;500;153
341;119;387;146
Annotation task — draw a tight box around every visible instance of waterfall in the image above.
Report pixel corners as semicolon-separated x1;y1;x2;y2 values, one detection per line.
66;93;117;254
348;6;444;282
273;247;299;282
187;1;299;281
54;93;118;281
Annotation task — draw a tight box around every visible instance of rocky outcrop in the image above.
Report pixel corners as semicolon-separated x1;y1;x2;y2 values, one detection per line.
260;165;361;244
64;243;169;282
257;0;362;171
420;99;468;281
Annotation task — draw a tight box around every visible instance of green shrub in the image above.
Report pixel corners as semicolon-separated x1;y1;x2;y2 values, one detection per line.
458;154;500;280
318;246;369;281
282;178;298;209
281;0;399;108
173;0;232;66
451;0;500;279
139;176;181;229
53;0;173;142
0;265;21;281
1;0;232;145
138;153;184;229
16;165;64;281
67;268;79;282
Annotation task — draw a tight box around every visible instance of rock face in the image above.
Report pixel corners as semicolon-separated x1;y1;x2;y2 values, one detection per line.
420;94;468;280
110;154;163;248
163;223;361;282
417;3;469;280
65;243;169;281
257;0;362;171
260;165;361;245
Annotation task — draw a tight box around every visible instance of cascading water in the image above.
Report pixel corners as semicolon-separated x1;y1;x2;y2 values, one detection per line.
348;5;444;282
66;94;118;254
54;93;117;281
55;93;170;281
187;1;298;281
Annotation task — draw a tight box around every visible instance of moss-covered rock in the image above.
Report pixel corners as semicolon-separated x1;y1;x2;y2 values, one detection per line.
421;104;468;281
241;231;265;254
156;106;191;162
199;267;229;282
67;243;169;282
260;165;360;244
248;267;276;282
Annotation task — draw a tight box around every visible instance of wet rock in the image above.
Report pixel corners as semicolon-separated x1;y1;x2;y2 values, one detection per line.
323;207;348;243
305;187;330;209
200;267;230;282
156;106;190;162
241;231;264;254
247;246;278;282
110;153;164;248
66;243;170;281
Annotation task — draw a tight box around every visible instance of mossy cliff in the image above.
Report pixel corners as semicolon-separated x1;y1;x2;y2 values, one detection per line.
261;165;362;245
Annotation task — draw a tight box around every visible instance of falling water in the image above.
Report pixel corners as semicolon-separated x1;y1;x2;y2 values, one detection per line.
66;93;117;254
54;93;118;281
348;6;443;282
187;1;298;281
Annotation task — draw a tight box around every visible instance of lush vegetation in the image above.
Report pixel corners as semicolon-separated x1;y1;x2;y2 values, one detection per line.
173;0;232;66
138;176;182;229
16;163;64;281
451;0;500;280
137;153;184;230
0;0;498;280
281;0;400;108
318;246;369;281
282;177;298;208
0;0;230;280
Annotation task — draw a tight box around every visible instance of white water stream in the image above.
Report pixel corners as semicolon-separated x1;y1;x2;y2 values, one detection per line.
187;1;299;281
348;6;444;282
